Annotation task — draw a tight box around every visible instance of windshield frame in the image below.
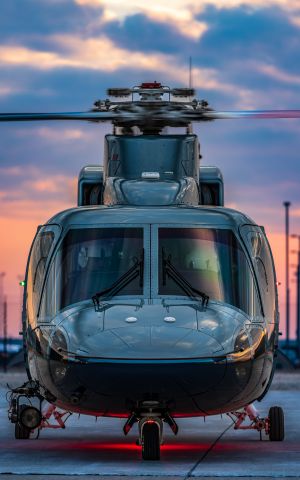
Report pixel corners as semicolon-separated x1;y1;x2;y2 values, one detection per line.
37;221;264;321
151;223;263;317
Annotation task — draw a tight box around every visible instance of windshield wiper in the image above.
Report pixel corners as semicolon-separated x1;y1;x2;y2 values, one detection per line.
92;249;144;312
162;248;209;308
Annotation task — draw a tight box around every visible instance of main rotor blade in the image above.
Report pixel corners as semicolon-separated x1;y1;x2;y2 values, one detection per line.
0;111;120;122
1;108;300;126
201;110;300;120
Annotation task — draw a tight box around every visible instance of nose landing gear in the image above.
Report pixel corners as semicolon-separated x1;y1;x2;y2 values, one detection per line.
123;402;178;460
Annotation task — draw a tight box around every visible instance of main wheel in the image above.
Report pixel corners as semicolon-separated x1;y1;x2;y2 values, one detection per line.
14;404;31;439
142;422;160;460
268;406;284;441
15;422;31;439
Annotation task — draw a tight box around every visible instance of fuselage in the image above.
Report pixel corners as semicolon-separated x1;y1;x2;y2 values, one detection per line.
23;205;279;417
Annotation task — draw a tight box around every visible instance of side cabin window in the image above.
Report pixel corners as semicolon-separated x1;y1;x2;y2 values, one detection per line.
27;226;59;323
240;225;277;323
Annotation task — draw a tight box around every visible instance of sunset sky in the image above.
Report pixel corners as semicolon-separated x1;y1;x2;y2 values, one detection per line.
0;0;300;337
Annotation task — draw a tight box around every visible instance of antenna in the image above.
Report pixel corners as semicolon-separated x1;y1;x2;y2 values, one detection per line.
189;57;193;89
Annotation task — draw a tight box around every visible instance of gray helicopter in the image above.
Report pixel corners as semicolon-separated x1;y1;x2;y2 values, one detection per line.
2;82;298;460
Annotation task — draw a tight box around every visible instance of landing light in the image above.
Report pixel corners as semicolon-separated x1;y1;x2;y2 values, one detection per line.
53;364;68;381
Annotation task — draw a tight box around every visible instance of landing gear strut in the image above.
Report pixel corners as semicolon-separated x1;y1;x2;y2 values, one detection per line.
228;403;285;441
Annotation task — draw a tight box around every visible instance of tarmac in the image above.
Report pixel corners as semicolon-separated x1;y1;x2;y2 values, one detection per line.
0;370;299;479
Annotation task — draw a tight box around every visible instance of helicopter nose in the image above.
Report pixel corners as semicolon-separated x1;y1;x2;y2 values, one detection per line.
75;325;224;359
59;303;229;360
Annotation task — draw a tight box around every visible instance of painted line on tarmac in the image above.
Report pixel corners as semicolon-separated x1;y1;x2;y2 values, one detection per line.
184;419;235;478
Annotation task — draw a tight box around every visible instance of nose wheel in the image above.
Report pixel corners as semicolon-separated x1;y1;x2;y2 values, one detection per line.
123;408;178;460
142;422;161;460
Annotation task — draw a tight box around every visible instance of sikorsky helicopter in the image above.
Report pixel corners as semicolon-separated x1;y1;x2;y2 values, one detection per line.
1;82;299;460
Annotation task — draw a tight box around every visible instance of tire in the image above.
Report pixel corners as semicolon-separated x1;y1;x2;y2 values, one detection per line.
15;404;31;439
142;422;160;460
269;406;284;441
15;422;31;439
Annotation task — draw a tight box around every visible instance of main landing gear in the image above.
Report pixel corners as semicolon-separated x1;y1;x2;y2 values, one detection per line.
228;403;285;441
7;380;72;439
123;401;178;460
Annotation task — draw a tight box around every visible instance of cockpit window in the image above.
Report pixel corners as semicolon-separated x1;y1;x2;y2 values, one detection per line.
158;228;261;317
41;227;143;316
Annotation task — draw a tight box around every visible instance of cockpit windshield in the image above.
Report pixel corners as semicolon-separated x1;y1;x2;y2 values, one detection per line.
41;227;143;315
39;225;261;319
158;228;260;316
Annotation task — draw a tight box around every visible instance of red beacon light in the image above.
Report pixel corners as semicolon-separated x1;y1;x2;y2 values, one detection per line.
140;82;162;89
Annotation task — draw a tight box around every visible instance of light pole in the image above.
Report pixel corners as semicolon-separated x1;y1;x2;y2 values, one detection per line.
291;234;300;358
3;295;7;373
0;272;7;372
283;202;291;347
0;271;5;303
189;56;193;89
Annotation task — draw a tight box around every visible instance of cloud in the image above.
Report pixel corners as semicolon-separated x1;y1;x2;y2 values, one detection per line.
0;0;86;43
257;64;300;86
0;166;23;176
23;175;75;195
75;0;208;39
0;86;20;96
0;165;77;208
0;45;80;70
74;0;300;38
21;126;87;141
74;0;300;16
1;4;299;112
290;16;300;27
0;34;240;97
0;37;164;71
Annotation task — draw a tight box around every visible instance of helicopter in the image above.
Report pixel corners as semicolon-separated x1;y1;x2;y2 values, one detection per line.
1;81;299;460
